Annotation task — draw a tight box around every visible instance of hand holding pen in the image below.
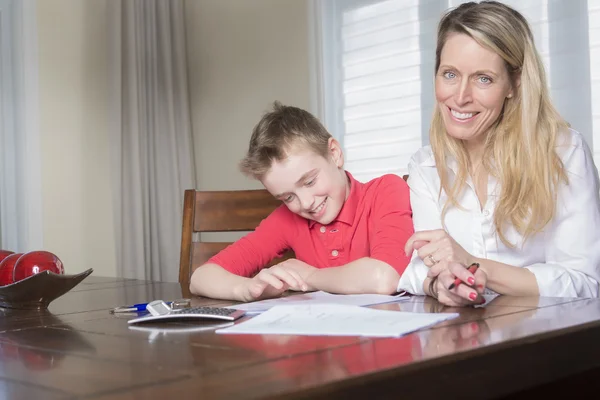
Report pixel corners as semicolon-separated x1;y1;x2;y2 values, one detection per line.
448;263;480;290
433;262;487;307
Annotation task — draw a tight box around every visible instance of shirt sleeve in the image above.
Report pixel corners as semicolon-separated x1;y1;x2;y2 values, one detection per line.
208;205;293;278
368;174;414;275
524;137;600;297
397;157;443;295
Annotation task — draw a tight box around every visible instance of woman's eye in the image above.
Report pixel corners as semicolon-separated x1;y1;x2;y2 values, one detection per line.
478;76;492;84
443;71;456;79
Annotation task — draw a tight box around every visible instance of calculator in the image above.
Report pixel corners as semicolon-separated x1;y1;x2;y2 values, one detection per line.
127;300;246;325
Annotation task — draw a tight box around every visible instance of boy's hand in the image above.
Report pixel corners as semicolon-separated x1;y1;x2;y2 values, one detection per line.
234;263;311;302
272;259;318;291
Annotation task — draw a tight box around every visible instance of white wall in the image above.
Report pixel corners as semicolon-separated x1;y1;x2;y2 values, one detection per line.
31;0;311;276
36;0;116;277
184;0;312;191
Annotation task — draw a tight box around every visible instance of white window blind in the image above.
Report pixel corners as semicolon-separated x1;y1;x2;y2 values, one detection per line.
316;0;600;181
317;0;445;182
590;0;600;162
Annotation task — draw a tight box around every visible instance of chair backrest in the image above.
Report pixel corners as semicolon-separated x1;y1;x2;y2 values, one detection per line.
178;189;293;284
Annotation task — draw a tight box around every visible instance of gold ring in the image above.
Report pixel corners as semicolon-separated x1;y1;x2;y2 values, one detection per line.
427;254;438;264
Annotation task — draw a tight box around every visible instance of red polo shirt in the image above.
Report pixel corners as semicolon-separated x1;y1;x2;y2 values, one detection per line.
209;172;413;277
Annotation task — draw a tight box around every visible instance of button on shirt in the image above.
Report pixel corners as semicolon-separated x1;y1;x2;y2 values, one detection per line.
210;172;414;277
398;129;600;298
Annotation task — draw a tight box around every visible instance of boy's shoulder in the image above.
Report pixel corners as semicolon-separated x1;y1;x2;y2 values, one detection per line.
361;173;409;196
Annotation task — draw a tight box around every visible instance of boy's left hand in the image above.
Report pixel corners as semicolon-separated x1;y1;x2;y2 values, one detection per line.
272;259;318;291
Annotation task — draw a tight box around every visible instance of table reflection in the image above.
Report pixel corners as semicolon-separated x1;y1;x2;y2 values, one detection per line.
0;309;95;371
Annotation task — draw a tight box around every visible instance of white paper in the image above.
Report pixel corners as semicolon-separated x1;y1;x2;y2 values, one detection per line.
217;304;459;337
225;291;409;314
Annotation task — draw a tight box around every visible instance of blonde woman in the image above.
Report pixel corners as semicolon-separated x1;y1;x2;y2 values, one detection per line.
398;1;600;306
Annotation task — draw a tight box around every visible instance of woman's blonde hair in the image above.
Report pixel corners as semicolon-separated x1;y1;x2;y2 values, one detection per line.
431;1;569;247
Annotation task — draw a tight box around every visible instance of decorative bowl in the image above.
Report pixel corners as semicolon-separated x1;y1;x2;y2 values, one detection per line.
0;268;93;310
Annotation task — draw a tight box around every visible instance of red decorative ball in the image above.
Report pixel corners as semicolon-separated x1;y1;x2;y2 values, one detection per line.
0;253;24;286
13;251;64;283
0;250;14;263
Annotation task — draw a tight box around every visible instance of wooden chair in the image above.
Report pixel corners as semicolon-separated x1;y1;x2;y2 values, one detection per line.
178;189;293;284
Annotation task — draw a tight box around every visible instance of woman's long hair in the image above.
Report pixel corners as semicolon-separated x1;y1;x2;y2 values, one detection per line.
431;1;569;247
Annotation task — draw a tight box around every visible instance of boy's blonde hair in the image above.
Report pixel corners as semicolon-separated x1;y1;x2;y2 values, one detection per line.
240;101;332;179
431;1;569;247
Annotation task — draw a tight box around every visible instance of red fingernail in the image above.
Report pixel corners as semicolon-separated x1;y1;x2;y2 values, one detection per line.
471;322;479;333
469;292;477;301
467;277;475;285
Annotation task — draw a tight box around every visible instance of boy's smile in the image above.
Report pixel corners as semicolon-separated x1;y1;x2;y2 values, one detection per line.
260;140;350;225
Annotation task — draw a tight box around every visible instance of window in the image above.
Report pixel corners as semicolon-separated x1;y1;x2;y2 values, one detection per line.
315;0;600;181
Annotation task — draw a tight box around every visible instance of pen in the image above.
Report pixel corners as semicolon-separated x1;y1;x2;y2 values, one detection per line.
447;263;480;290
110;302;172;314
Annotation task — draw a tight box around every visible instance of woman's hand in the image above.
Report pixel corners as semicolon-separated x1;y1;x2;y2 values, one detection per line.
421;318;491;357
405;229;475;272
432;262;487;306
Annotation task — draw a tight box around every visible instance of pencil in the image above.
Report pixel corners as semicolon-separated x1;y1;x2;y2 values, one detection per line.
447;263;480;290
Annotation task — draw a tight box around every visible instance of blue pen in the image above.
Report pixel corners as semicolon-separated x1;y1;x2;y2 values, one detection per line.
110;302;172;313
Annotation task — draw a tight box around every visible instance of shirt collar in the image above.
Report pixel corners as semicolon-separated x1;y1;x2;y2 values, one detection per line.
308;171;361;228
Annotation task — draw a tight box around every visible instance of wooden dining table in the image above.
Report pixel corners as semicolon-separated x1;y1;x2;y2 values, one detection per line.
1;275;599;399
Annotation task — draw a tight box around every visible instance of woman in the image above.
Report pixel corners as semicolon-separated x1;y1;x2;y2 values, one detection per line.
397;1;600;306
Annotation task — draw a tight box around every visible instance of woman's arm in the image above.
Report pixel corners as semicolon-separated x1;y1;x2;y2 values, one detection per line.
518;135;600;297
398;154;445;295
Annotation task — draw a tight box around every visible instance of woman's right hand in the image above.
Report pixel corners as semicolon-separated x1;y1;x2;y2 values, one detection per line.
432;262;487;307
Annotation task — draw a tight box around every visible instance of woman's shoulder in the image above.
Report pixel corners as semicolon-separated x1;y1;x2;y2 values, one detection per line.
556;128;592;163
408;145;435;170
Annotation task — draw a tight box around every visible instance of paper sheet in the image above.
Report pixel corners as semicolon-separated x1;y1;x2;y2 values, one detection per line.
217;304;459;337
225;291;409;314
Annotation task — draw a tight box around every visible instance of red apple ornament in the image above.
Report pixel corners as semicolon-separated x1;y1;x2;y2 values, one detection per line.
0;253;24;286
13;251;64;282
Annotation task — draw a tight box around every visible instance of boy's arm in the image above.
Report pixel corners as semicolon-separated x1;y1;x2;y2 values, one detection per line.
306;257;401;294
189;263;252;300
189;263;297;301
289;175;413;295
188;205;296;300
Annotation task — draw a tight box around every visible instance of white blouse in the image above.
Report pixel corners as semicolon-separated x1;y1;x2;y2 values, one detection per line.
397;129;600;298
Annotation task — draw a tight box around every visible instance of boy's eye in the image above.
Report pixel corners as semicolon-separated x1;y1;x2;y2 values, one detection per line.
283;195;294;203
305;178;316;187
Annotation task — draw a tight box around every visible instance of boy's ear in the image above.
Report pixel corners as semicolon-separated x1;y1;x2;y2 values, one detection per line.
328;138;344;168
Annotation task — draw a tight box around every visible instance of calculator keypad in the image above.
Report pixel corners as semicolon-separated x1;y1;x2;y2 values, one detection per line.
172;307;238;316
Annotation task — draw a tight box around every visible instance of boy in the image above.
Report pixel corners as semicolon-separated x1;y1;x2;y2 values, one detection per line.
189;102;413;301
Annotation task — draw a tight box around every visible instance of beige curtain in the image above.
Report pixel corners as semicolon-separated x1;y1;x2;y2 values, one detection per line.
108;0;196;282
